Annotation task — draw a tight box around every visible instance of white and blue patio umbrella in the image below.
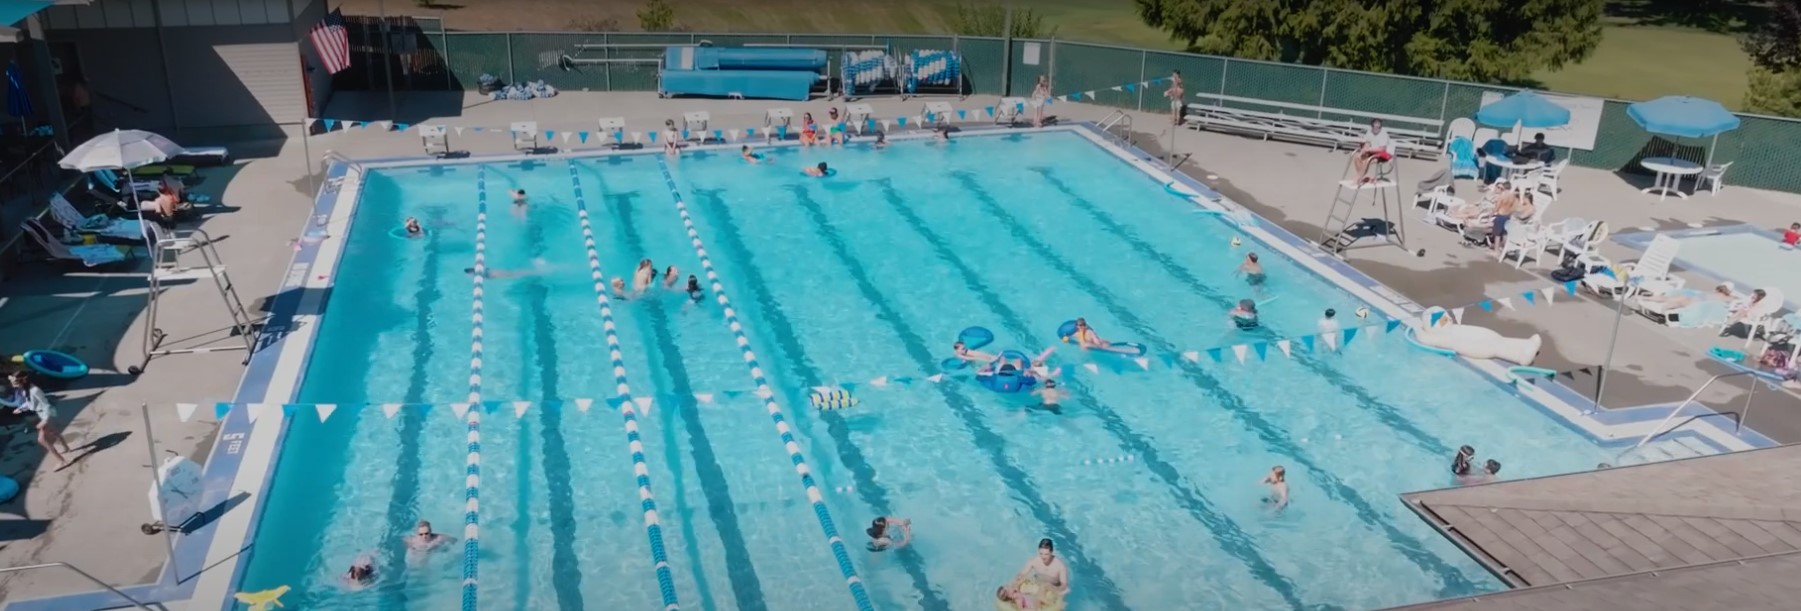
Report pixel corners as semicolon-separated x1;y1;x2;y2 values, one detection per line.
1626;95;1741;166
58;129;189;251
1476;91;1572;130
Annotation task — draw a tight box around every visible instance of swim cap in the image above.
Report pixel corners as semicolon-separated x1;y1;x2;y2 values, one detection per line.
1325;308;1336;318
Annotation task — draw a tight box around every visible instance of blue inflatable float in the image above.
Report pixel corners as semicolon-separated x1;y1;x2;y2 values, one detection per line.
1055;320;1147;356
389;226;425;239
0;477;16;504
977;350;1039;393
17;350;89;379
941;326;996;371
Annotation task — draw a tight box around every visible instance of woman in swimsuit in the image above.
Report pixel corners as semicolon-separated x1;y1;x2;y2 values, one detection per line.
953;340;997;363
1014;539;1071;597
800;112;819;146
1070;318;1135;354
632;259;656;294
827;107;846;145
1031;74;1052;127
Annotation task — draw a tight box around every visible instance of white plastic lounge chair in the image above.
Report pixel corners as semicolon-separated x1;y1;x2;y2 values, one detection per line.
1582;234;1684;299
1638;282;1739;326
418;125;451;156
1503;216;1586;268
995;97;1028;126
49;192;145;242
1415;185;1462;218
1734;288;1787;348
21;219;131;267
510;121;538;152
1697;161;1733;195
1444;118;1476;146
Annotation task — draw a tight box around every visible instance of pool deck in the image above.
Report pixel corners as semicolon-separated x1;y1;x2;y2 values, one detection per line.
1392;444;1801;610
2;90;1798;608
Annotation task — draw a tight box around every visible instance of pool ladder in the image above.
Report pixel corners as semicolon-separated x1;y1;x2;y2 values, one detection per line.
1098;110;1134;146
1619;369;1767;460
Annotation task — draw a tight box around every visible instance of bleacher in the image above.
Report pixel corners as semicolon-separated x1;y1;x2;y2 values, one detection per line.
1182;93;1444;159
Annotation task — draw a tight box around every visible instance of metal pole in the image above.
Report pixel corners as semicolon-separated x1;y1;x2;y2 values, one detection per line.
302;121;316;194
1439;81;1451;124
1219;58;1229;97
505;32;515;85
1317;69;1329;120
1135;51;1146;112
999;2;1014;97
380;0;397;123
140;404;180;582
1594;280;1633;408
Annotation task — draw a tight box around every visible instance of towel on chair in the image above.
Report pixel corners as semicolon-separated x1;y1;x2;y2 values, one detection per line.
1670;300;1730;329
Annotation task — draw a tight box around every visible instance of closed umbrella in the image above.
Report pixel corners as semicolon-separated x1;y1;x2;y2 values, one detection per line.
1476;91;1571;130
1626;95;1740;166
58;129;190;251
5;61;31;132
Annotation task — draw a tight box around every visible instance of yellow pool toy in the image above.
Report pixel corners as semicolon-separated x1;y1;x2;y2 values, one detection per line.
234;585;290;611
995;579;1065;611
810;389;858;410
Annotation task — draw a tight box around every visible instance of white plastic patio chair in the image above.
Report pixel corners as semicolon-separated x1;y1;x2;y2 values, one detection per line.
1443;118;1476;147
995;97;1029;125
1582;234;1684;299
1506;217;1588;268
1471;127;1500;146
1696;161;1733;195
510;121;538;152
1498;224;1551;268
1736;288;1787;348
1535;158;1570;201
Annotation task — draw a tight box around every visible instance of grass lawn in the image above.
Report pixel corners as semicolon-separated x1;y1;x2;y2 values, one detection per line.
1535;25;1752;109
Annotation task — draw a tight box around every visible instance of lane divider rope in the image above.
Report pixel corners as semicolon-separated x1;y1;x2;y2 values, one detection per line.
653;157;877;611
459;165;489;611
565;159;682;610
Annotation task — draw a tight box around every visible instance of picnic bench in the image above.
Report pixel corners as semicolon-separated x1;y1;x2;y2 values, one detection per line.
1183;93;1444;159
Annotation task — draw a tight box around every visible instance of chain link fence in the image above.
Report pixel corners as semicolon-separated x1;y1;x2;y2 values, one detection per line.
343;26;1801;195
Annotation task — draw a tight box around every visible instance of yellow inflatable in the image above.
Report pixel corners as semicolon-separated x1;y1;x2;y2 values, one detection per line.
234;585;290;611
995;579;1065;611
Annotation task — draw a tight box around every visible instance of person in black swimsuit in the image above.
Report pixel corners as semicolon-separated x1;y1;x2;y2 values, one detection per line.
686;275;704;302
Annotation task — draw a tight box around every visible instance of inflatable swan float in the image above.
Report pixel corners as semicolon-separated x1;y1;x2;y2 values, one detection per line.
1407;307;1542;365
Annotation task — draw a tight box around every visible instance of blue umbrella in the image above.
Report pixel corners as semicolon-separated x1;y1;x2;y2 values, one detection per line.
5;61;31;129
1626;96;1739;138
1475;91;1571;129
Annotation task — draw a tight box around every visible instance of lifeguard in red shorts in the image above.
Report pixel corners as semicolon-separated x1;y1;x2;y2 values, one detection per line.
1353;118;1394;184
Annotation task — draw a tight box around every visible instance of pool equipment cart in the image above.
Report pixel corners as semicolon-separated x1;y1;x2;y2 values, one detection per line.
1319;153;1408;256
131;227;262;375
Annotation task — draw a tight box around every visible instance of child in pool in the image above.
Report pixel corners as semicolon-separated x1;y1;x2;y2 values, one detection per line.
1230;299;1260;330
685;275;704;302
403;217;422;237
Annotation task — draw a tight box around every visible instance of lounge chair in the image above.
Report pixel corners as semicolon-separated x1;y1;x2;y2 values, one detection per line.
91;168;159;197
1500;216;1586;269
49;192;146;243
1729;288;1787;348
1581;234;1684;299
21;219;132;267
1638;283;1741;326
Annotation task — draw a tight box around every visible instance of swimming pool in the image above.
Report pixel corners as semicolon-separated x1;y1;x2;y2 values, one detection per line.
235;127;1677;610
1618;225;1801;311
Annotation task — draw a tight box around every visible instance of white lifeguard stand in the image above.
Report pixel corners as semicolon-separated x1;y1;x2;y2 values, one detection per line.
845;103;874;134
418;125;450;157
764;107;794;143
596;117;626;148
510;121;539;153
1318;155;1407;255
682;111;711;144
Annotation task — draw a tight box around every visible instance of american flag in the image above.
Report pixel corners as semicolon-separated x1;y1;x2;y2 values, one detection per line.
310;8;352;74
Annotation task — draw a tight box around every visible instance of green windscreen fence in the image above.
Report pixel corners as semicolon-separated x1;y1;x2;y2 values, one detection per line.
379;31;1801;195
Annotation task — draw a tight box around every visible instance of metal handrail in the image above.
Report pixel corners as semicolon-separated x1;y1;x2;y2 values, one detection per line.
1097;109;1133;145
1625;370;1761;453
0;562;152;609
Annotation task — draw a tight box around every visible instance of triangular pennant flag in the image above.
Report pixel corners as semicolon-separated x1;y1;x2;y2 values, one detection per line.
1541;287;1556;305
1110;85;1123;92
722;389;743;399
1231;344;1249;364
927;373;945;383
1451;307;1466;323
896;116;908;127
305;117;318;127
176;403;198;422
451;403;471;418
1207;347;1223;362
1498;297;1515;310
454;126;465;136
561;131;573;143
1301;335;1316;352
1182;351;1201;362
840;382;858;392
1134;357;1150;370
315;404;337;422
323;119;337;130
880;119;891;131
1085;90;1096;99
1277;340;1293;358
729;128;742;140
748;127;758;138
1342;328;1360;347
374;120;392;130
246;403;272;423
694;393;714;405
1159;354;1177;366
712;129;722;140
1479;300;1493;312
1523;290;1537;305
1253;342;1268;361
681;129;690;140
778;125;788;138
472;126;485;132
382;403;401;419
578;131;590;143
1564;280;1579;295
513;401;531;418
574;398;594;412
1125;83;1137;92
985;106;995;117
631;131;643;143
957;109;967;120
347;121;361;129
605;396;627;408
633;397;653;416
1385;319;1402;333
215;403;231;420
1083;363;1100;373
648;131;658;143
893;376;913;385
870;376;888;387
1429;311;1444;326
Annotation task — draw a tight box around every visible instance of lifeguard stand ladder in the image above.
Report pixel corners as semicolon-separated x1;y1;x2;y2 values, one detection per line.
130;228;263;375
1318;156;1407;255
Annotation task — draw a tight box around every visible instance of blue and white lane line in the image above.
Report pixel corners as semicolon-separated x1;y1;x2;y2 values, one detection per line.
564;160;682;610
460;165;489;611
653;158;876;611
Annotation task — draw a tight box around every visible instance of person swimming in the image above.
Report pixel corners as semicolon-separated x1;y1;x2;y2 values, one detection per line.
662;265;680;288
685;274;704;302
1014;539;1070;598
953;340;997;363
405;520;454;554
934;126;951;143
512;189;527;207
740;145;763;164
1069;317;1120;353
804;162;831;177
1451;445;1476;477
1030;379;1067;415
343;554;377;590
1230;299;1260;330
612;277;630;300
403;217;423;237
865;516;912;551
873;131;888;149
464;258;551;280
1262;465;1289;509
1239;253;1265;286
1459;459;1503;486
632;259;656;294
1318;308;1342;351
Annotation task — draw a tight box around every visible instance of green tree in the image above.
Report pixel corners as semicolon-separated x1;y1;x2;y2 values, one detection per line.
638;0;675;32
1133;0;1605;83
1743;0;1801;116
950;2;1056;38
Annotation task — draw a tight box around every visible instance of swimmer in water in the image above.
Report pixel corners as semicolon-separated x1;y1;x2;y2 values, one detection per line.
1318;308;1342;351
1030;379;1068;415
632;259;656;294
1459;459;1503;486
1069;318;1137;354
1451;445;1476;477
464;259;551;280
740;145;763;164
662;265;680;288
1263;466;1289;510
343;554;377;590
612;277;630;300
512;189;527;207
873;131;889;149
953;340;997;364
934;126;951;143
403;217;423;237
405;520;454;554
685;275;704;302
1230;299;1260;330
1239;253;1265;287
1014;539;1071;597
865;516;912;551
804;162;830;177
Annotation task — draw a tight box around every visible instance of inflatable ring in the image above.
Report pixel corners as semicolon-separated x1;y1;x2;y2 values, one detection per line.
1056;320;1079;342
1707;347;1747;363
802;168;839;178
1163;181;1200;199
17;350;89;379
959;326;995;350
941;357;969;372
390;226;426;239
1110;342;1149;356
1404;327;1458;357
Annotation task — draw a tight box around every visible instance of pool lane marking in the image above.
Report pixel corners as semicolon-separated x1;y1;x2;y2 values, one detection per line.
564;160;683;611
950;171;1477;596
1029;167;1454;457
861;178;1305;608
759;183;1134;608
461;166;490;611
600;176;770;610
654;158;878;611
680;187;952;611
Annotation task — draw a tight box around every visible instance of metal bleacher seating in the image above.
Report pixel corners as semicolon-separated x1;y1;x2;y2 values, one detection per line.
1182;93;1445;159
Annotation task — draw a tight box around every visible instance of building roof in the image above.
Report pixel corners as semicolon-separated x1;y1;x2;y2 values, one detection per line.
1388;549;1801;610
1397;444;1801;609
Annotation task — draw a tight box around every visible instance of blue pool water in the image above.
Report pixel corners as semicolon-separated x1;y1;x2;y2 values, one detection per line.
238;129;1631;610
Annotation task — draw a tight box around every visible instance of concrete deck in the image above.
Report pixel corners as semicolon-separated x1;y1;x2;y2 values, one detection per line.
1;89;1797;606
1396;445;1801;609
